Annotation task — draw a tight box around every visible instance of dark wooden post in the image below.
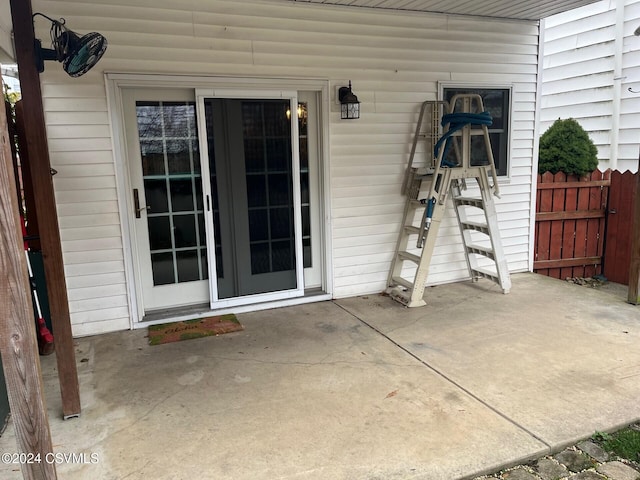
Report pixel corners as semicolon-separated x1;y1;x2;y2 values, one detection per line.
1;70;58;480
628;157;640;304
10;0;81;417
14;100;41;250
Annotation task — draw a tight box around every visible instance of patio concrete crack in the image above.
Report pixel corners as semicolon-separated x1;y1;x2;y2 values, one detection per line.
332;301;553;450
120;460;152;479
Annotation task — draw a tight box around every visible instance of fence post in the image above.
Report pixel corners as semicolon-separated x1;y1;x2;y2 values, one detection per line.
628;158;640;304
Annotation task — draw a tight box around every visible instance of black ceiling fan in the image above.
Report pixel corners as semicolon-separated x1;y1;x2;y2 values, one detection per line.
33;13;108;77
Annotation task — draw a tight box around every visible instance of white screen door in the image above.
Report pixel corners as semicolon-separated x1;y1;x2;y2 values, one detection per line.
197;91;305;308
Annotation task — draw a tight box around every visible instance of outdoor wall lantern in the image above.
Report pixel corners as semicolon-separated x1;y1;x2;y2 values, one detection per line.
338;81;360;120
32;13;108;77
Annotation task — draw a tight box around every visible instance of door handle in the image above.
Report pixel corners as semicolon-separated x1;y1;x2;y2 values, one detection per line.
133;189;150;218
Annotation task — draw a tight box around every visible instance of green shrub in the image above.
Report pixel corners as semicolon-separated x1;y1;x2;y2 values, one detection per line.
538;118;598;176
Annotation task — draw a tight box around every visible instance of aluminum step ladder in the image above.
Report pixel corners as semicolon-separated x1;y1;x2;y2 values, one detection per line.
387;94;511;307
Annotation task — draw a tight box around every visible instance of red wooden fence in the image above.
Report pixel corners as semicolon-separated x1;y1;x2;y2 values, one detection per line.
534;170;611;279
604;170;637;284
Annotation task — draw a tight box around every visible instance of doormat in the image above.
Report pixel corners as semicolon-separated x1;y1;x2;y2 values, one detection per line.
148;314;243;346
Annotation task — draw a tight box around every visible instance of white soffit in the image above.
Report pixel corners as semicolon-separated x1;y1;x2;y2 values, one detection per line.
264;0;602;21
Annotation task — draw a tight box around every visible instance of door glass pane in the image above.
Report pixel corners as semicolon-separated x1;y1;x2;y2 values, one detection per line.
144;179;168;214
173;214;198;248
136;101;208;286
170;179;195;212
250;243;270;275
268;174;290;206
163;103;195;137
272;240;294;272
151;252;174;285
204;101;224;279
267;138;289;171
176;250;200;282
205;98;303;299
140;140;165;175
167;140;192;174
248;209;268;242
270;207;291;239
242;100;296;282
246;175;267;208
297;103;312;268
148;216;172;250
244;139;265;173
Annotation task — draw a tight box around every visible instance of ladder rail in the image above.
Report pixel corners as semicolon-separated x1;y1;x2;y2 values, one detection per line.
386;198;420;289
402;100;450;195
481;122;501;198
401;101;428;195
451;179;474;278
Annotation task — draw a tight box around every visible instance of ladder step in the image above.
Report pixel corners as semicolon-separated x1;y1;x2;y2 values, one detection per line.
391;276;414;290
454;196;484;208
404;225;420;235
397;251;421;264
465;243;495;259
470;266;499;283
459;220;489;234
388;288;410;306
387;286;426;307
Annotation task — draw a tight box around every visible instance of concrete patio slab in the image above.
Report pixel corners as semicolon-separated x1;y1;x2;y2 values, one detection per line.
337;273;640;449
0;273;638;480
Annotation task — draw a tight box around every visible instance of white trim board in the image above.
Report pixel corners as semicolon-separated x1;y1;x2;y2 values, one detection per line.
137;292;333;329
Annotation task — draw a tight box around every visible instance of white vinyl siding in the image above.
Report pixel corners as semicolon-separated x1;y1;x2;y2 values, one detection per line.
34;0;539;335
0;0;13;61
41;78;131;336
541;0;640;173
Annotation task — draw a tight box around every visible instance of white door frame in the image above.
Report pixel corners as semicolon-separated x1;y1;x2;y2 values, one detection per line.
105;73;334;326
298;91;323;289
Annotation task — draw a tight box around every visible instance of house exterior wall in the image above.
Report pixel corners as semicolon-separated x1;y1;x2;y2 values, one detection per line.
33;0;540;336
0;0;13;62
541;0;640;173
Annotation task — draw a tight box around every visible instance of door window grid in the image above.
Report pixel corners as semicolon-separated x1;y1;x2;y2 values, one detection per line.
136;101;208;286
243;101;296;275
297;102;312;268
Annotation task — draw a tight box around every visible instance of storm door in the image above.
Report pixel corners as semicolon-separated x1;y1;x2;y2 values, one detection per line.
197;93;305;307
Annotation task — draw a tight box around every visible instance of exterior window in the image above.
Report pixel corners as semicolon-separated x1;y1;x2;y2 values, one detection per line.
443;87;510;176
